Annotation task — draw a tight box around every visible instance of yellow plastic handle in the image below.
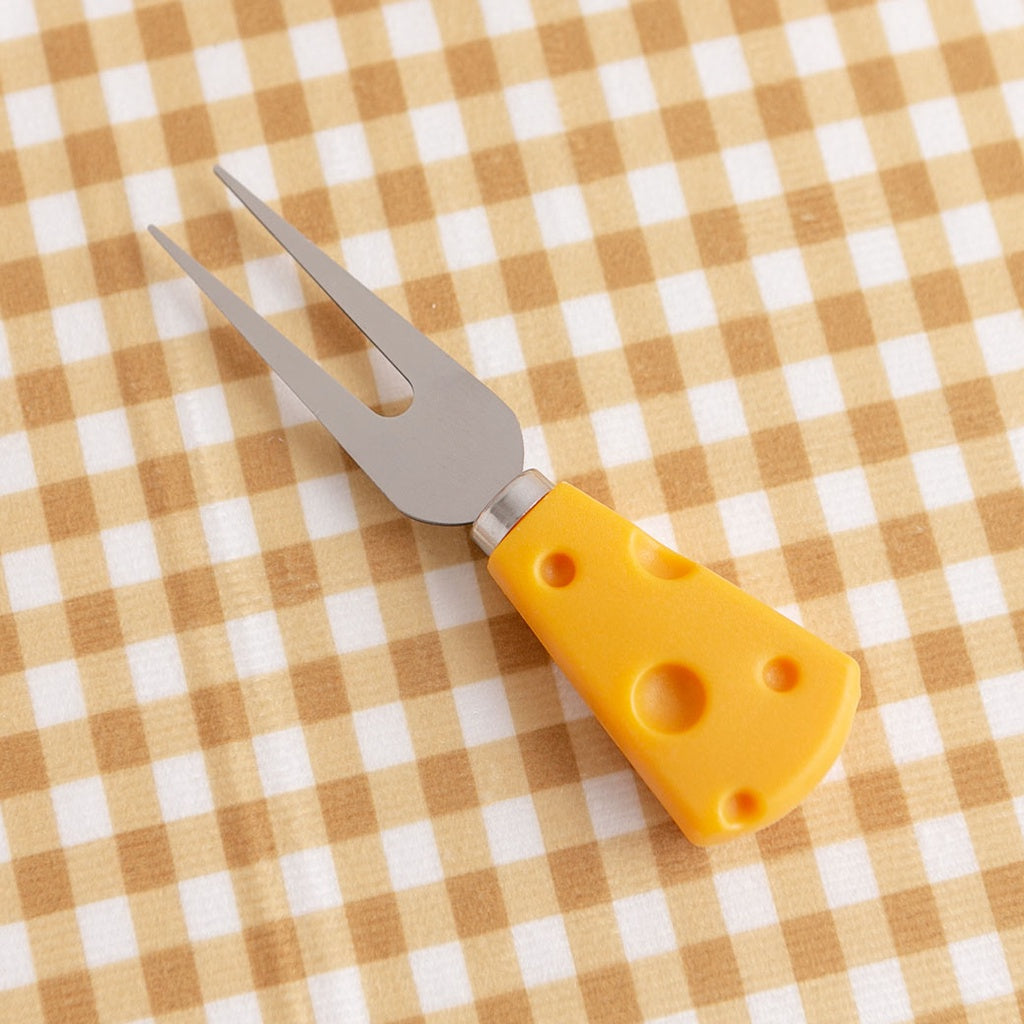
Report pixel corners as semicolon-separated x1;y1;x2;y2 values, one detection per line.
486;483;860;846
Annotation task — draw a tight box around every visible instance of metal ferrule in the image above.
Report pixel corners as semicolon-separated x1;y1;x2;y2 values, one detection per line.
471;469;554;555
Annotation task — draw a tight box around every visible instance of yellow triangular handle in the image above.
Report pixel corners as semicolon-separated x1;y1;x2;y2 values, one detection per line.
487;483;860;846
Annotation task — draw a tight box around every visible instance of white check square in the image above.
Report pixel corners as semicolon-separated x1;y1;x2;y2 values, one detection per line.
102;520;161;586
100;64;157;123
179;871;241;941
847;227;908;288
126;635;188;704
325;587;387;653
979;671;1024;739
974;0;1024;31
383;0;442;57
848;581;910;646
975;312;1024;376
123;168;182;231
479;0;533;34
246;254;305;315
290;20;347;80
353;702;415;770
628;163;686;226
879;695;943;764
942;203;1002;266
29;191;86;254
2;544;61;612
753;249;812;311
194;42;252;102
381;820;443;890
425;562;486;629
591;404;652;467
599;58;658;119
786;15;844;74
341;229;401;290
5;86;62;147
945;557;1008;623
227;611;288;679
562;293;621;356
817;119;875;181
26;660;86;728
466;316;525;379
437;207;497;270
849;959;912;1024
1;0;36;41
150;278;207;341
722;142;782;204
0;922;33;991
52;777;113;846
453;678;516;747
280;845;342;915
879;0;937;54
409;942;473;1013
200;497;261;564
911;445;973;508
714;863;778;933
747;986;807;1024
688;379;748;443
815;838;879;908
505;80;563;141
298;474;358;538
949;933;1014;1004
53;299;109;363
533;185;592;247
152;752;215;822
718;491;779;557
785;355;845;420
692;36;751;97
77;897;137;966
316;123;374;184
659;270;717;332
914;813;979;883
583;771;645;838
308;969;369;1024
77;407;136;474
410;101;468;163
879;333;941;397
483;796;544;864
253;726;316;797
814;468;876;532
0;432;36;497
513;916;575;986
614;890;676;961
910;98;970;158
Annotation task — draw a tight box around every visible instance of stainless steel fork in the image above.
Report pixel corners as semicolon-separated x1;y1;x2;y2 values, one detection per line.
149;167;859;846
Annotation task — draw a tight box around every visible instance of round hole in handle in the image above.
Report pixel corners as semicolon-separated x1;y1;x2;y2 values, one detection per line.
629;530;696;580
762;656;800;692
539;552;576;587
632;663;706;733
720;789;763;826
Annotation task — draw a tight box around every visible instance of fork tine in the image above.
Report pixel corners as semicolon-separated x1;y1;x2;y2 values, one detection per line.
213;166;451;383
148;226;382;456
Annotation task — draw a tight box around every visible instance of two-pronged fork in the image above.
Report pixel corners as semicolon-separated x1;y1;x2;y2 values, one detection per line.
150;167;859;845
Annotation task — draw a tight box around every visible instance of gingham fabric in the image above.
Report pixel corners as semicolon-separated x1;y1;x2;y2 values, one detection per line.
1;1;1022;1021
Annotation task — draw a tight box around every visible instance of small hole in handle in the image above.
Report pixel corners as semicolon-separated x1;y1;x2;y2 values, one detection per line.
721;790;762;825
539;552;576;587
762;656;799;692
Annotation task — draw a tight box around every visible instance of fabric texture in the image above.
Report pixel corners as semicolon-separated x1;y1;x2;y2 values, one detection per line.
1;0;1023;1021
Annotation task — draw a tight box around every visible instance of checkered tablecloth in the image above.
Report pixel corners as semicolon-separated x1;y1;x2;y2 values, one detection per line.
1;0;1023;1021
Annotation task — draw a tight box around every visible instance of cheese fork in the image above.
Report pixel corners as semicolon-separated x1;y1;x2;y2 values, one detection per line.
149;167;859;846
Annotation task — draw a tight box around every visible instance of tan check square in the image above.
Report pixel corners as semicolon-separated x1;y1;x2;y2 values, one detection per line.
2;0;1024;1021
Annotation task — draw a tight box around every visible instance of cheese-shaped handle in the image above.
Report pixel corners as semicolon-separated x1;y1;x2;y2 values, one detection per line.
486;482;860;846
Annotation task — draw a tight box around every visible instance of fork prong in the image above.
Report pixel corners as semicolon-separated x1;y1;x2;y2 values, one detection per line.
213;165;450;384
148;226;382;456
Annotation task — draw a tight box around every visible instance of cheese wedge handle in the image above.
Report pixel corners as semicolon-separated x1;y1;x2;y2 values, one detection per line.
485;482;860;846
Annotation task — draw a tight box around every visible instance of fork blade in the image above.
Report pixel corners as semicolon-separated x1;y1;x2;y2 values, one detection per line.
214;165;446;383
148;226;383;462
